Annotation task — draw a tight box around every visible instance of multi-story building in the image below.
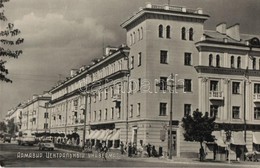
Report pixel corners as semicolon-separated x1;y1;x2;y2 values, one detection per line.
4;105;23;133
49;45;129;147
5;2;260;160
20;93;51;133
195;22;260;160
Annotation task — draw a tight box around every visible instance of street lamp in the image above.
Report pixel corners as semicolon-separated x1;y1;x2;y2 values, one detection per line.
156;73;184;159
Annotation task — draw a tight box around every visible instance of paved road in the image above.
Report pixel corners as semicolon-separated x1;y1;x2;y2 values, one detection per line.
0;142;259;167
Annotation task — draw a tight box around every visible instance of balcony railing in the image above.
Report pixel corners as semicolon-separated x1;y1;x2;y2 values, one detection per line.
112;94;121;102
253;93;260;103
209;91;224;100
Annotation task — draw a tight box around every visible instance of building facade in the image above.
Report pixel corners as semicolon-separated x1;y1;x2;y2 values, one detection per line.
20;93;51;133
6;3;260;159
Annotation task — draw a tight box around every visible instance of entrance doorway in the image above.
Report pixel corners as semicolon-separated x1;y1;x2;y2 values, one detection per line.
168;131;177;156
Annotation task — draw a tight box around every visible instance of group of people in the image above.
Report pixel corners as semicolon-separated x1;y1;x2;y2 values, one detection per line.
120;142;163;158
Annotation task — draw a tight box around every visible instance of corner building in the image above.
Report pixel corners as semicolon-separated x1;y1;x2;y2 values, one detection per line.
121;3;208;157
46;3;260;159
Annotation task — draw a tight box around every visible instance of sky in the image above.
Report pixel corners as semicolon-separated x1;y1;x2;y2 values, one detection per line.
0;0;260;120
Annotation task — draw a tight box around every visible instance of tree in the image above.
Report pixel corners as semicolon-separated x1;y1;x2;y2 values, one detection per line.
0;0;24;83
182;109;216;149
0;121;7;132
7;118;18;135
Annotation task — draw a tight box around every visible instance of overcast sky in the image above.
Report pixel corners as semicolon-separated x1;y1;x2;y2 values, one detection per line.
0;0;259;120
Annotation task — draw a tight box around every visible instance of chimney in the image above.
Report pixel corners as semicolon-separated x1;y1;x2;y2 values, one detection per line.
105;46;118;56
216;22;226;34
226;24;240;41
70;69;78;77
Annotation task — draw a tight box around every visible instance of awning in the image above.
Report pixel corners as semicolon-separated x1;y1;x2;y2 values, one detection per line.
212;131;227;147
253;132;260;144
96;130;107;140
110;129;120;140
88;130;97;139
104;130;114;141
231;131;246;145
92;130;102;139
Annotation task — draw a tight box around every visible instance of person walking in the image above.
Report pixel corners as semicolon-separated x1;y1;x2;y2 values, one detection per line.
128;142;132;157
120;141;124;154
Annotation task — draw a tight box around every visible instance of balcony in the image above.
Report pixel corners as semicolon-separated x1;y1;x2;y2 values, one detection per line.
112;94;121;102
253;93;260;103
209;91;224;100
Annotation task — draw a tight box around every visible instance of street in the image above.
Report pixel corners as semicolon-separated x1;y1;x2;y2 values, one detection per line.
0;142;259;167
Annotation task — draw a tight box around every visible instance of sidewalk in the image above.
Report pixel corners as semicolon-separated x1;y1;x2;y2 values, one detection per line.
56;146;260;167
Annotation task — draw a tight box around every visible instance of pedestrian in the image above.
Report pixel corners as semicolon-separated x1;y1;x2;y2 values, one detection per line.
101;143;108;160
152;146;158;157
128;142;132;157
120;141;124;154
147;143;151;157
236;147;242;161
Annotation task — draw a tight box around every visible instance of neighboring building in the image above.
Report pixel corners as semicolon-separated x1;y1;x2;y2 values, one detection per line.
20;93;51;133
195;23;260;160
48;45;129;147
4;105;23;133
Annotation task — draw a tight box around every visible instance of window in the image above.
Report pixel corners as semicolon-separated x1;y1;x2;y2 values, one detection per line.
181;27;186;40
160;77;167;91
210;105;218;117
237;56;241;68
166;25;171;38
189;28;193;41
133;32;136;44
209;54;213;66
184;79;192;92
130;56;134;69
99;90;102;101
254;84;260;93
138;52;142;66
44;123;48;129
184;104;191;116
259;59;260;70
254;107;260;120
138;29;140;41
159;25;163;38
130;34;132;45
232;106;240;119
253;58;256;70
94;93;96;102
232;82;240;94
137;103;141;116
111;107;114;119
111;86;114;97
231;56;234;68
44;112;49;119
104;109;107;120
104;88;108;99
184;52;192;65
130;81;134;93
216;55;220;67
99;110;101;121
160;50;168;64
210;80;219;91
94;111;96;121
159;103;167;116
130;104;133;117
138;78;141;91
140;27;143;40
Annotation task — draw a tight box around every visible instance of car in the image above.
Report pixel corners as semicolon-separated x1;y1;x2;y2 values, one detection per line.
39;139;55;151
17;131;36;146
3;134;11;143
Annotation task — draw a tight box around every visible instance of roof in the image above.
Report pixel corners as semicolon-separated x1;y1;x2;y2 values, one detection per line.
202;30;260;46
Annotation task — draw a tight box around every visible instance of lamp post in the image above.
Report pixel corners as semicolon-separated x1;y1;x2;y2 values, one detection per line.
225;125;232;164
156;73;183;159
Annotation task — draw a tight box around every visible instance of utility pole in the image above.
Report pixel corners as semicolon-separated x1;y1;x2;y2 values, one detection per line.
82;93;88;148
156;73;183;159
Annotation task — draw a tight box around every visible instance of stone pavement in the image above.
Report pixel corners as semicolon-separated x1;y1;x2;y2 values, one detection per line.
56;146;260;167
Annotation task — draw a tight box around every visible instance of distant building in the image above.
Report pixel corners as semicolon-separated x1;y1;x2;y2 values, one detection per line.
20;93;51;133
